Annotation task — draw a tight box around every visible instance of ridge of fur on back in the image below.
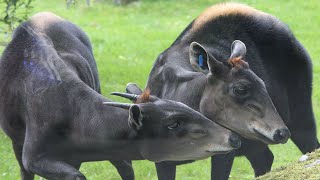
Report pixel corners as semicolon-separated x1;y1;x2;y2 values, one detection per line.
192;2;268;31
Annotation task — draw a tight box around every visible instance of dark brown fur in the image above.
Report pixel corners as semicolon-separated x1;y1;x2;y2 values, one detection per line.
228;57;249;69
136;89;151;103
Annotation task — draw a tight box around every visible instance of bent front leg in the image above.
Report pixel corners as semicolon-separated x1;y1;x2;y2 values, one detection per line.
23;157;86;180
22;128;85;180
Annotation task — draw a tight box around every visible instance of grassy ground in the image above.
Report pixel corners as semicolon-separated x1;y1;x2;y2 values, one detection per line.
257;149;320;180
0;0;319;179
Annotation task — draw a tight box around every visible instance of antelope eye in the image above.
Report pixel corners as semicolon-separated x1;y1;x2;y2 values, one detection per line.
233;85;248;96
167;121;180;130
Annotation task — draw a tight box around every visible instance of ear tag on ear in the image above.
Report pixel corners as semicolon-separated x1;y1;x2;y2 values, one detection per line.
198;54;204;69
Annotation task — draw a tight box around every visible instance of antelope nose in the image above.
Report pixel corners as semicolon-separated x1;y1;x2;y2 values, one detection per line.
229;133;241;149
273;128;291;144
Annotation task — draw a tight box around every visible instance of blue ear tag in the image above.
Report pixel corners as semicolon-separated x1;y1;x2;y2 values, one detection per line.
198;54;204;68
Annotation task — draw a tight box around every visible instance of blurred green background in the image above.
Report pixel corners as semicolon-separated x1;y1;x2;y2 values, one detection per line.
0;0;319;179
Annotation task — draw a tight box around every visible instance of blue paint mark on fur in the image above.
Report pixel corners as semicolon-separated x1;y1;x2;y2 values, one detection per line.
23;58;61;95
23;59;36;71
24;59;59;81
199;54;204;67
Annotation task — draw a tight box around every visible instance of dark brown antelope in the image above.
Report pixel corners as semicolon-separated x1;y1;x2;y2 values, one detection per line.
0;12;240;180
121;2;318;180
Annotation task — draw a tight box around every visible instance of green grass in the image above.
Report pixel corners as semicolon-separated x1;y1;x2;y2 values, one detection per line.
0;0;319;179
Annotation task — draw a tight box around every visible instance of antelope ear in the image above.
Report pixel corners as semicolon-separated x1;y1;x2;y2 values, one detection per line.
128;104;143;131
230;40;246;59
189;42;225;75
126;83;143;95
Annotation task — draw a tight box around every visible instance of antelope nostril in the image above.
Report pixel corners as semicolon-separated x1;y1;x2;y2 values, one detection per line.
229;133;241;149
273;128;290;144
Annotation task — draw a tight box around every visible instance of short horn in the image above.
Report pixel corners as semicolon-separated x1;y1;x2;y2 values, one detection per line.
102;102;131;109
110;92;139;101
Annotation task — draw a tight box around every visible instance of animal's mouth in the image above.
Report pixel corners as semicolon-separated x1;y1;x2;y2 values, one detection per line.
253;129;275;144
205;150;232;154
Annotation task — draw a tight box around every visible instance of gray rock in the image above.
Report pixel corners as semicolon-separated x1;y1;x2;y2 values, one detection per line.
305;159;320;168
299;154;309;162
